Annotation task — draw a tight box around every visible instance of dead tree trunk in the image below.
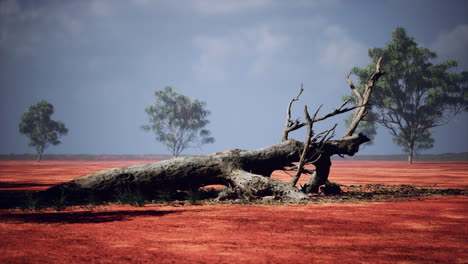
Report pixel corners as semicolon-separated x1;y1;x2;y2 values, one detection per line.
42;58;384;202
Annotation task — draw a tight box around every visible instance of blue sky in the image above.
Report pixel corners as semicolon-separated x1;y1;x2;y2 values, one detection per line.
1;0;467;156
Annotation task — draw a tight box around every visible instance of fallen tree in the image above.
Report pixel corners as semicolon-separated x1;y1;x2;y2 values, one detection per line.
42;58;384;203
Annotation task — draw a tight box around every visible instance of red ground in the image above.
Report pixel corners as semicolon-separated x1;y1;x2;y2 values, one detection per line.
1;160;467;191
0;161;151;191
0;161;467;263
273;160;468;189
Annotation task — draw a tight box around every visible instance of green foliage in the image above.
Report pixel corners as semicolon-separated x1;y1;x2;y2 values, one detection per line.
348;27;467;162
19;101;68;161
142;86;215;157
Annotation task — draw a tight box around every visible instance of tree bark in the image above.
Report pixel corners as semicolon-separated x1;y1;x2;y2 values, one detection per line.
41;134;369;202
304;155;332;193
36;146;44;162
408;148;414;164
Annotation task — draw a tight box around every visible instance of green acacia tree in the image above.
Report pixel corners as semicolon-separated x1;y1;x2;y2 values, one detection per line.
19;101;69;161
142;86;215;157
347;27;467;164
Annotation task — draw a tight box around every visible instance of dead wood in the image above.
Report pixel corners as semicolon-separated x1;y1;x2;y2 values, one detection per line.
42;57;384;202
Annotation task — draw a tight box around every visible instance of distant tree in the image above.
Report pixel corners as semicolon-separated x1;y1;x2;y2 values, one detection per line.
19;101;69;161
347;27;467;164
142;86;215;157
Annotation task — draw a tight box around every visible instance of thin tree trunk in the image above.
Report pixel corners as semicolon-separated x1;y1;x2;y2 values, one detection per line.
408;149;413;164
408;141;414;164
36;146;43;162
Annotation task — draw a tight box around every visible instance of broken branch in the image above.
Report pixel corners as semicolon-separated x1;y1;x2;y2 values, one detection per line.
343;56;384;138
282;84;305;141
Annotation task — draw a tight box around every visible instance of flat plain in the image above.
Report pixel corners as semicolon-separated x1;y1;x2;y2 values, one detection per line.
0;160;467;263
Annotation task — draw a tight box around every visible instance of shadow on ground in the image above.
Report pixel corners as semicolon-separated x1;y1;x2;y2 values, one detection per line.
0;209;181;224
0;182;54;189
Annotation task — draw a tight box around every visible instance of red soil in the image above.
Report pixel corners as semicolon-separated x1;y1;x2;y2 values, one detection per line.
0;161;151;191
1;160;467;192
0;160;467;263
1;198;467;263
272;160;468;189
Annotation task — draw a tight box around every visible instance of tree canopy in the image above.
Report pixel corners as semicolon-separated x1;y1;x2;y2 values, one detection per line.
347;27;467;163
142;86;214;157
19;101;69;161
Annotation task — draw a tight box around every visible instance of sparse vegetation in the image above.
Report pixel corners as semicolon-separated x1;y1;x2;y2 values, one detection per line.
50;190;67;211
114;186;147;206
21;192;41;211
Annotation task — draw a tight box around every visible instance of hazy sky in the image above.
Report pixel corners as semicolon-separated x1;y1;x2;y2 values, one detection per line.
1;0;467;156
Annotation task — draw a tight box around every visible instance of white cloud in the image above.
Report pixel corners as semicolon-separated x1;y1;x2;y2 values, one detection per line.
432;24;468;70
318;25;367;72
193;26;288;80
193;0;273;14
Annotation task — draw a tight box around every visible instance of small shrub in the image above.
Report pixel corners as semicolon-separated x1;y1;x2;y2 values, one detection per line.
51;190;67;211
22;192;41;211
114;186;146;207
132;188;146;207
86;192;105;206
114;186;133;205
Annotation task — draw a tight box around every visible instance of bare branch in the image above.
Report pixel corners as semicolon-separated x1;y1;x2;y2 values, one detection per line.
282;84;305;141
317;124;337;146
282;166;315;175
345;72;363;101
307;153;322;165
312;100;365;123
343;56;384;138
370;57;384;83
290;105;313;187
